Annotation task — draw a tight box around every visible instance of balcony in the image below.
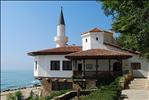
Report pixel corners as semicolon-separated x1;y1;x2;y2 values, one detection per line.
73;71;120;79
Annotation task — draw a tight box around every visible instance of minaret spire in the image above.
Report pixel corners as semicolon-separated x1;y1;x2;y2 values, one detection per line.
58;6;65;25
54;7;68;47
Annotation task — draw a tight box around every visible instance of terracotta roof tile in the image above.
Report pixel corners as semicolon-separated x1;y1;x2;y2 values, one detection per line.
82;28;103;35
28;46;82;56
104;42;140;54
65;49;132;59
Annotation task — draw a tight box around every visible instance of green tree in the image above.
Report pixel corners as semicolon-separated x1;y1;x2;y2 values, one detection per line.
100;0;149;59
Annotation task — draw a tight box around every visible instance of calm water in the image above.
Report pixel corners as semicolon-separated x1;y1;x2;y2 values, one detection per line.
1;69;40;91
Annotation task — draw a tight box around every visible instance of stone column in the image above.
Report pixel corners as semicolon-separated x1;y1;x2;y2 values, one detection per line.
40;78;52;96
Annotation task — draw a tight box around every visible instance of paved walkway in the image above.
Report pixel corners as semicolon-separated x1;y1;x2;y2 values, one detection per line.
121;78;149;100
122;89;149;100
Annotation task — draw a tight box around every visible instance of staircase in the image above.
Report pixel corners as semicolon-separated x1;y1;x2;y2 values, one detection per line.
129;78;148;89
121;78;149;100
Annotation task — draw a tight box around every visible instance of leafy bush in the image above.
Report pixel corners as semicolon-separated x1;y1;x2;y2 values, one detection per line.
80;76;122;100
15;91;22;100
27;89;70;100
7;91;22;100
96;74;117;88
50;89;70;99
7;93;15;100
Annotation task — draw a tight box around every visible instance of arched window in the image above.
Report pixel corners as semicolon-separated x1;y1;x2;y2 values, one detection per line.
96;37;98;41
85;39;87;42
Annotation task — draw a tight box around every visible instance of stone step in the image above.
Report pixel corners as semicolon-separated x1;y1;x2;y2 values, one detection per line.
130;81;147;84
129;87;146;89
133;79;147;81
129;83;146;86
130;85;146;87
129;86;146;89
130;82;146;84
129;84;146;86
131;81;147;83
131;80;147;83
128;78;148;90
133;78;147;80
129;84;146;87
129;85;146;87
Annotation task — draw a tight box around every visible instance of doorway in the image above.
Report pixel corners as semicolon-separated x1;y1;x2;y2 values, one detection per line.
78;63;82;76
78;63;82;71
113;62;122;74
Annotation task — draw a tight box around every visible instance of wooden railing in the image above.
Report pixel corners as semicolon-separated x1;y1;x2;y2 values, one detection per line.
73;71;120;79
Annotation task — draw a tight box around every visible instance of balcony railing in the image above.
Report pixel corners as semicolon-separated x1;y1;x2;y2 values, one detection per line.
73;71;122;79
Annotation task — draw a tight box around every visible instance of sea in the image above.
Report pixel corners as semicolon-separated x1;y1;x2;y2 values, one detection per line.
1;69;40;91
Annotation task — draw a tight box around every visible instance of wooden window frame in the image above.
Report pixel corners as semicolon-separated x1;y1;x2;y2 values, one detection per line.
35;61;37;70
62;61;72;70
131;63;141;70
86;64;93;69
51;60;60;70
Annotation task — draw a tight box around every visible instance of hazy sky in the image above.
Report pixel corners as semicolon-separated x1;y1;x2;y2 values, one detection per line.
1;1;113;70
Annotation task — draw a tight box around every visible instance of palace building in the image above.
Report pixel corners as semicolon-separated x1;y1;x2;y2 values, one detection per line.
28;7;149;95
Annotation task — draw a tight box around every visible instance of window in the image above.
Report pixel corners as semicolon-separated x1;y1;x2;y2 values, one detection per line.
51;61;60;70
96;37;98;41
86;64;93;69
35;61;37;70
63;61;72;70
85;39;87;42
131;63;141;69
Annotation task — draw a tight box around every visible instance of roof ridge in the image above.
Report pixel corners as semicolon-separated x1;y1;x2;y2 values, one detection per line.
82;27;103;35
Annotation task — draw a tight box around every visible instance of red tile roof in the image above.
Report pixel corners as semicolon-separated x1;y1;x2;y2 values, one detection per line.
104;42;140;54
28;46;82;56
82;28;103;35
65;49;132;59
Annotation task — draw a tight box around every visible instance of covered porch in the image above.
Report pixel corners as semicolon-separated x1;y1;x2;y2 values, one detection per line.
65;49;132;79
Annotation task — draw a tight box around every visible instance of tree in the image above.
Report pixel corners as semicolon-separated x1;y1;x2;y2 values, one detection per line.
100;0;149;59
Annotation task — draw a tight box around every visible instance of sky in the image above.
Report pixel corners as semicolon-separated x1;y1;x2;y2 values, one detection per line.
1;1;113;71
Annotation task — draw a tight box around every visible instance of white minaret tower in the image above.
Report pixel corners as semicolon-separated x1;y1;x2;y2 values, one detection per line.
54;7;68;47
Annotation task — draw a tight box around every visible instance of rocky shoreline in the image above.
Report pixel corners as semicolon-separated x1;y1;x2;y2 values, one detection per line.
1;85;42;100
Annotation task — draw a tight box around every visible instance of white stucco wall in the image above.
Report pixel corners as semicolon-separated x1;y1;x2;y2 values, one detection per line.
34;55;72;78
105;44;149;78
82;32;107;50
82;33;91;50
128;55;149;78
54;24;68;47
57;25;65;36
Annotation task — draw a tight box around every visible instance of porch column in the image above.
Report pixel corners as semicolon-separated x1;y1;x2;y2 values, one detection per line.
109;59;111;72
83;59;85;77
96;59;98;76
120;59;123;73
73;60;77;76
72;60;74;74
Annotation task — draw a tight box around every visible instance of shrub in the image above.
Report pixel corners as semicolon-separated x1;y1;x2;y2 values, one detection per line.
15;91;22;100
7;91;22;100
50;89;70;99
7;93;15;100
80;76;122;100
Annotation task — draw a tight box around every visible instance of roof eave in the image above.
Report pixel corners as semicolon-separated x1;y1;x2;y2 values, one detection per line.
65;55;132;60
